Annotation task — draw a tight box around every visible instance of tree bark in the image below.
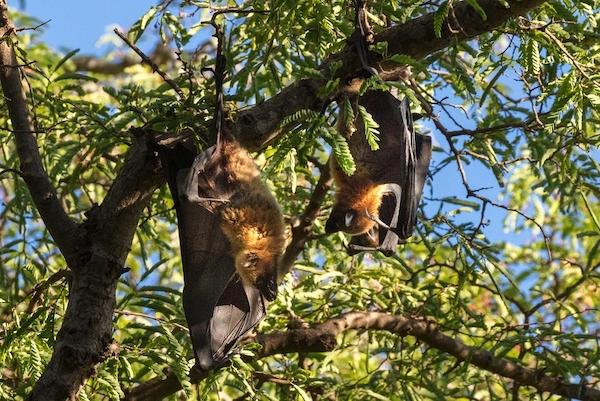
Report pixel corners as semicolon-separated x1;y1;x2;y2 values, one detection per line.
24;135;165;401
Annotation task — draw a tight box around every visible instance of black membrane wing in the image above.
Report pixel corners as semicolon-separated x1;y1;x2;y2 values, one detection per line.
392;97;418;239
345;92;432;255
155;138;267;371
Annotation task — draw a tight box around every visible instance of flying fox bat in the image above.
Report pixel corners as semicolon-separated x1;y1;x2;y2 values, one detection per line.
325;0;432;255
155;26;285;370
156;139;269;370
180;52;285;301
325;90;431;255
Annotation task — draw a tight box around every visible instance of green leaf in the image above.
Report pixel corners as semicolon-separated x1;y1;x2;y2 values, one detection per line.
464;0;487;20
52;48;80;74
357;104;380;151
128;6;159;44
52;73;98;83
434;1;451;38
325;126;355;176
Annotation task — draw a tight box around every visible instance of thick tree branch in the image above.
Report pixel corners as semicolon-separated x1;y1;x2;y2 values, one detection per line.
0;0;79;265
26;135;165;401
123;311;600;401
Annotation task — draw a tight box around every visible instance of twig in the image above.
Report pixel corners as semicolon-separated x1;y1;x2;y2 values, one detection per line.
113;28;184;98
0;167;24;178
278;159;333;279
13;19;50;33
113;309;189;331
25;269;71;314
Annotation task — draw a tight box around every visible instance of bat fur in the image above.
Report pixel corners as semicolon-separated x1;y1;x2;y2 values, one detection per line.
181;135;285;301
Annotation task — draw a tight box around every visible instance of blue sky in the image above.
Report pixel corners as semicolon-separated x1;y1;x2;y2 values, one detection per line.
19;0;151;54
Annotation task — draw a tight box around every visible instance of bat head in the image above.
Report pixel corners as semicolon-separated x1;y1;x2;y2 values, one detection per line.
325;205;376;236
236;251;279;302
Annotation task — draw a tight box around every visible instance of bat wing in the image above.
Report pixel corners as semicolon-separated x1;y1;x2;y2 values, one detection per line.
155;137;267;371
346;92;432;253
365;93;431;240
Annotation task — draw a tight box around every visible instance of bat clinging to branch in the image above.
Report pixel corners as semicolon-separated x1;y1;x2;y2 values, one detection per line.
157;139;270;370
325;0;432;256
155;25;285;370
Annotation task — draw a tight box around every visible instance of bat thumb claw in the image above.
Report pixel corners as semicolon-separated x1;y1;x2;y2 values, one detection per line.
256;274;278;302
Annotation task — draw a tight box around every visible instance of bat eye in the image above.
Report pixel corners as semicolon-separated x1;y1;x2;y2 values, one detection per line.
344;212;355;227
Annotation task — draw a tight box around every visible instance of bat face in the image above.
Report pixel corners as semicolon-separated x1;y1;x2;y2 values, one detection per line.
327;91;432;255
155;137;272;371
237;251;279;301
326;204;377;236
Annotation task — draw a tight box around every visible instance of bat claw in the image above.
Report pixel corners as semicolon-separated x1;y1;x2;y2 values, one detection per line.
366;227;376;241
256;274;278;302
365;209;392;231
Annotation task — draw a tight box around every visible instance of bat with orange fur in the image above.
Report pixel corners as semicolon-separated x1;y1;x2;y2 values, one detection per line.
325;0;431;255
156;25;285;370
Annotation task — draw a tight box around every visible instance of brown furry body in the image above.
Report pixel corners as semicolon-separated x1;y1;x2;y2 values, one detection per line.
193;138;285;301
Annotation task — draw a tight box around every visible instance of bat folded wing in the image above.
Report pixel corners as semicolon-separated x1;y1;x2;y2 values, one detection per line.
154;137;267;371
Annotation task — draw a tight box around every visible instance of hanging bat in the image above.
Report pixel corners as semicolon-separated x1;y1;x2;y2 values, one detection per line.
179;50;285;302
326;90;431;255
156;138;269;370
155;25;285;370
325;0;431;255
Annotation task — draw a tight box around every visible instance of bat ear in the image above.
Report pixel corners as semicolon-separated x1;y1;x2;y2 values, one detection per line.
345;212;355;227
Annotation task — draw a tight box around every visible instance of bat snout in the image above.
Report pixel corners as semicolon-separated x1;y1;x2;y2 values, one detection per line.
325;215;342;233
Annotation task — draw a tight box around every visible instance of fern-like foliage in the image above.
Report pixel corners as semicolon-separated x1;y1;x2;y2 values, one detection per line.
356;104;381;151
324;125;355;176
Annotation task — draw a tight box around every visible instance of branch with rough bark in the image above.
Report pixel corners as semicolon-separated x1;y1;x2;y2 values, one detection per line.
0;0;79;266
123;311;600;401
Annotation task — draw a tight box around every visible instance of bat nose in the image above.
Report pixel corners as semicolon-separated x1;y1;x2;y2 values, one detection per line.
325;216;341;233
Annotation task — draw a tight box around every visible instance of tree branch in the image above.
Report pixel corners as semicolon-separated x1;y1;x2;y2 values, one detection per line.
279;160;332;279
0;0;79;266
113;29;184;98
26;134;165;401
233;0;548;151
123;311;600;401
